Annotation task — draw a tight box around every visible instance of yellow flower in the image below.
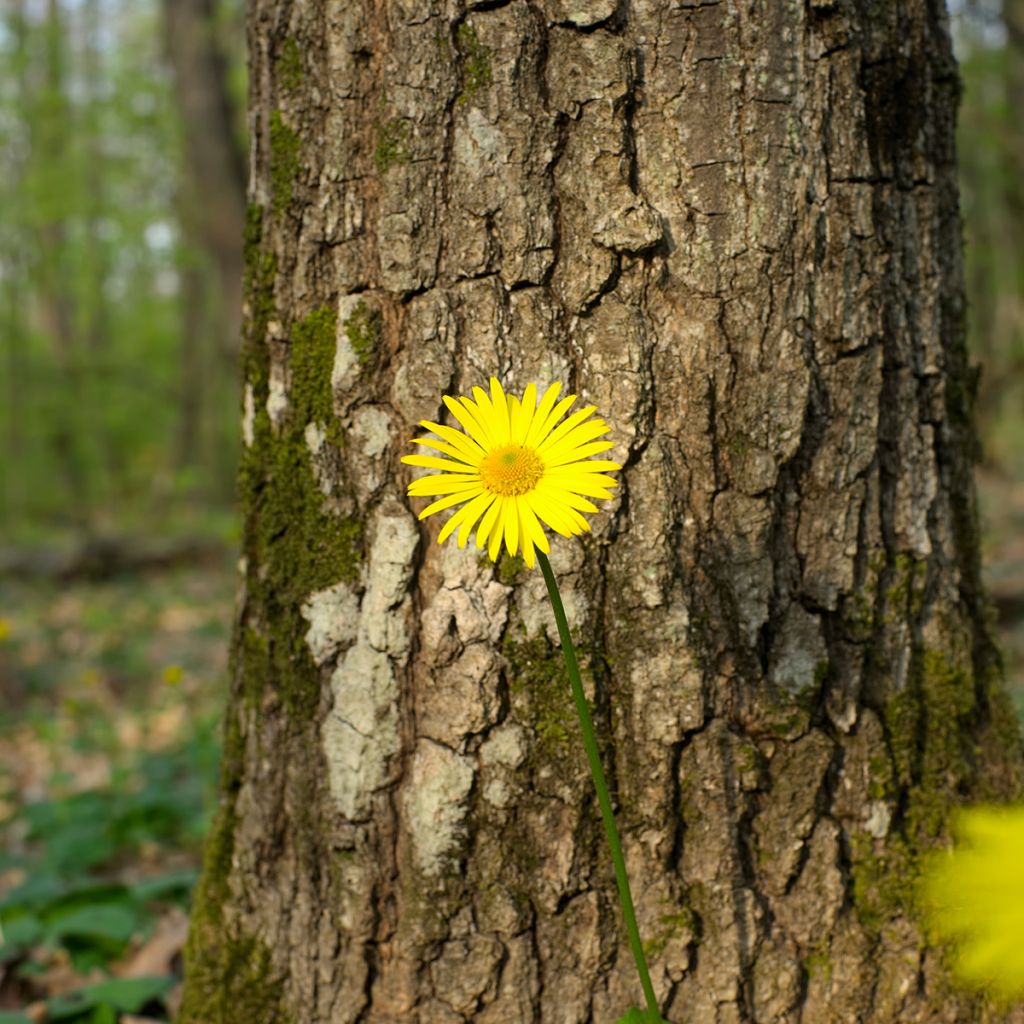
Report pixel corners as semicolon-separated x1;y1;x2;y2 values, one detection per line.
922;805;1024;1000
401;377;620;567
162;664;185;685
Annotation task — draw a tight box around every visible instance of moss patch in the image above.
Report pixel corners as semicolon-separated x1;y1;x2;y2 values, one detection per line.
269;110;301;215
456;23;493;101
503;629;595;756
276;37;303;92
180;794;291;1024
238;303;362;718
343;300;381;369
374;118;411;174
180;923;289;1024
851;648;982;933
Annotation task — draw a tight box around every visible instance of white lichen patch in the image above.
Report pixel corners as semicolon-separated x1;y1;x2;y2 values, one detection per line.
301;581;358;666
362;510;419;656
351;405;391;460
323;644;400;821
479;722;526;769
454;107;505;177
479;723;527;808
319;504;419;820
769;604;827;696
332;293;367;399
266;357;289;427
349;405;393;500
865;800;892;839
242;383;255;447
403;738;474;876
304;420;326;454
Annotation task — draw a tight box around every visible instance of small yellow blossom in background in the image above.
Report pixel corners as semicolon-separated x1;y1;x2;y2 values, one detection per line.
0;617;10;641
80;668;102;687
162;664;185;685
922;805;1024;1000
401;377;621;567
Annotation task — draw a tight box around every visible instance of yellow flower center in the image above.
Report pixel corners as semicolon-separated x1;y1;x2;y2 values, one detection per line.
479;444;544;497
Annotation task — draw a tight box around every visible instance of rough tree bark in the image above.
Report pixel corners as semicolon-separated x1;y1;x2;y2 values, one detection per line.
182;1;1024;1021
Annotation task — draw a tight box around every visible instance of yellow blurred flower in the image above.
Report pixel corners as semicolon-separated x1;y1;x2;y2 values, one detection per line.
401;378;620;567
0;617;10;641
922;805;1024;1000
162;664;185;685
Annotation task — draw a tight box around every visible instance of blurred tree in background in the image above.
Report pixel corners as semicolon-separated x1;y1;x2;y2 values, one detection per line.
0;0;245;546
956;0;1024;480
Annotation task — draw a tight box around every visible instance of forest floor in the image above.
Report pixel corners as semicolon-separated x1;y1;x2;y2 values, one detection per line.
0;561;231;1023
0;477;1022;1024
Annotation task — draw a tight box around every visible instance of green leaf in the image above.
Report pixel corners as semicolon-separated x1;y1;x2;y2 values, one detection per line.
0;1012;33;1024
130;868;198;902
0;911;43;958
44;902;138;944
46;975;174;1020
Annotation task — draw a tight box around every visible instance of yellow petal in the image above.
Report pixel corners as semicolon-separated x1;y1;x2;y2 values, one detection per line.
411;437;479;464
542;419;610;458
476;493;503;550
457;491;496;547
438;490;494;545
443;395;495;450
488;497;507;561
402;453;473;473
417;420;486;460
418;488;482;519
518;497;550;556
524;381;563;448
536;405;598;455
529;394;578;449
504;493;519;556
511;382;537;444
543;440;617;467
408;475;480;497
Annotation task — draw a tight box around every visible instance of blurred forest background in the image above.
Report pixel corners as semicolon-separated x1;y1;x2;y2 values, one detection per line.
0;0;1022;1021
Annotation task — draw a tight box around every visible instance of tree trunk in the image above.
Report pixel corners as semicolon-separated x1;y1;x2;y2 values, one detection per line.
161;0;247;360
182;2;1024;1022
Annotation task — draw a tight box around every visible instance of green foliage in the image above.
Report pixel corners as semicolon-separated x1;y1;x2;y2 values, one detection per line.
956;23;1024;479
0;566;230;1019
0;1;244;543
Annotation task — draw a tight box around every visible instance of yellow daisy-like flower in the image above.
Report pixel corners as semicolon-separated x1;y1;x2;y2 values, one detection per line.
401;377;620;568
922;805;1024;1000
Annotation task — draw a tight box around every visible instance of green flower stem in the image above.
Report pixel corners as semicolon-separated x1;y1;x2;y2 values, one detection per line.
537;550;660;1021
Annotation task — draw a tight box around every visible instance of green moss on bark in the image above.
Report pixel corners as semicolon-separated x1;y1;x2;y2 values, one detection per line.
276;37;303;92
269;110;301;214
503;630;576;754
374;119;411;173
343;300;381;370
850;647;995;933
456;23;493;101
237;303;362;718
